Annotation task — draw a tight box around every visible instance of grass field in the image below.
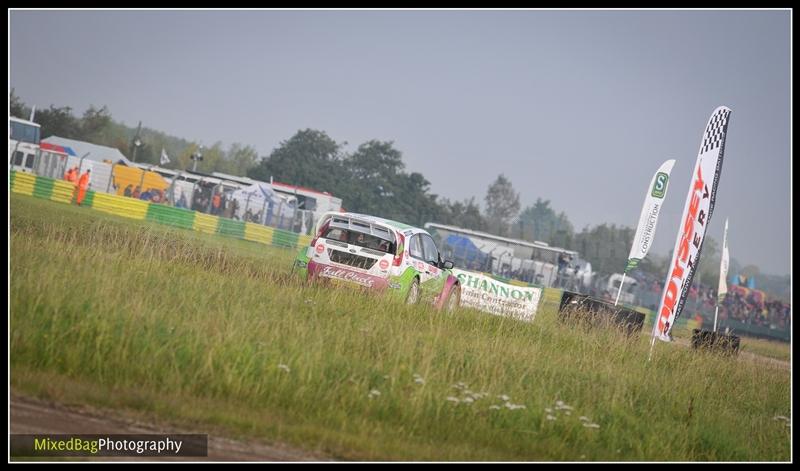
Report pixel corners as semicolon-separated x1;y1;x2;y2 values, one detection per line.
10;194;792;461
739;337;791;362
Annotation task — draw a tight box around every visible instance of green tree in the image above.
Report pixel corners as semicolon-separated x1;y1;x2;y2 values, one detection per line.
248;129;344;194
225;143;259;176
195;142;225;173
343;140;406;218
79;105;113;143
515;198;574;245
484;174;520;236
35;105;82;139
10;89;28;119
551;211;575;248
573;224;635;277
399;172;441;227
695;237;720;288
437;197;488;231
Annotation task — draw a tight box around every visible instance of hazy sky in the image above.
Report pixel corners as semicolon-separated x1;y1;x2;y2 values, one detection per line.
9;9;791;275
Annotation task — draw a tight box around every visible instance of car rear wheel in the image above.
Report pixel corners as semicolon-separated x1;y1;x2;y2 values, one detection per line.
445;285;461;312
405;278;420;305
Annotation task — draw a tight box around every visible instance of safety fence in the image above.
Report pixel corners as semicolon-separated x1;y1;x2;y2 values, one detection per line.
22;150;317;236
10;171;312;251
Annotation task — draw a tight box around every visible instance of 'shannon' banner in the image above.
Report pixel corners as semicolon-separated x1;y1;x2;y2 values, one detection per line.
453;269;543;322
625;159;676;272
653;106;732;341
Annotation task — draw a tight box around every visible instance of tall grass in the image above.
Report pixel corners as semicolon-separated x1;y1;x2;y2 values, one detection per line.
10;195;791;461
739;337;791;362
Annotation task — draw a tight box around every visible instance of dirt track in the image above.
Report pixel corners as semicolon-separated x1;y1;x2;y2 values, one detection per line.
10;394;330;462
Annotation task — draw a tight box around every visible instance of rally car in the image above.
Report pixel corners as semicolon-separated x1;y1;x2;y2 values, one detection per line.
293;212;461;310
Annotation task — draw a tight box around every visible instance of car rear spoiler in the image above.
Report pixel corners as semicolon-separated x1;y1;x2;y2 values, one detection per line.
312;211;395;242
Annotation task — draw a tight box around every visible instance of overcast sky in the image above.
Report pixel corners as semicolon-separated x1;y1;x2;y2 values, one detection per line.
9;9;791;276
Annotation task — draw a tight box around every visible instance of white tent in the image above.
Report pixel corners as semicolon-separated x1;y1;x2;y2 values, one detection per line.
43;136;132;165
228;182;296;227
467;236;515;260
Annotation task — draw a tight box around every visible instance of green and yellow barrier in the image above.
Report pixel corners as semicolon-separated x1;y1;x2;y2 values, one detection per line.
92;192;149;220
10;171;312;252
145;204;196;230
193;212;220;235
11;171;35;197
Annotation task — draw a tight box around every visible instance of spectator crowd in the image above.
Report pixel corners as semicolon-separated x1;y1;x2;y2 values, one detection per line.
628;269;791;331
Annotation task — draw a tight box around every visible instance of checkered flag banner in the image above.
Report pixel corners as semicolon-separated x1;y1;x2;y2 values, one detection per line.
653;106;732;343
699;107;732;155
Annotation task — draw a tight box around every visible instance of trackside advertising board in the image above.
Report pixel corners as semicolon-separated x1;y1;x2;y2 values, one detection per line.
653;106;732;342
453;269;543;322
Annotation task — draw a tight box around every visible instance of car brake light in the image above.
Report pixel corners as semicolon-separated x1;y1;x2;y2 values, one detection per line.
310;220;330;247
393;232;405;266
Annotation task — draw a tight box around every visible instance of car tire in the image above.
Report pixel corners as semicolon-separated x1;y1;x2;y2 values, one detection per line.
405;278;421;305
445;284;461;312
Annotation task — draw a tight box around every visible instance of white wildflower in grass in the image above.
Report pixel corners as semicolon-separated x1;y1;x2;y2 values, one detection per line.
446;396;461;403
545;408;553;414
277;364;290;373
463;391;483;401
383;375;391;380
579;416;590;422
504;403;526;410
565;410;571;416
452;382;468;390
583;423;600;429
414;377;425;385
546;414;556;421
555;400;564;407
773;415;790;422
368;389;381;399
462;396;475;404
489;405;501;410
498;394;510;402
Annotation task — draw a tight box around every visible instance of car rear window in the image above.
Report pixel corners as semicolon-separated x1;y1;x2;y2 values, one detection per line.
323;228;396;254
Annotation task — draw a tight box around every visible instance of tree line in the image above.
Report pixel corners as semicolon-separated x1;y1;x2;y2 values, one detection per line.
10;91;786;299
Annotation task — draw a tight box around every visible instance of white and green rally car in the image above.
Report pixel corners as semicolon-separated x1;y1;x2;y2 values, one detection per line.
293;212;461;310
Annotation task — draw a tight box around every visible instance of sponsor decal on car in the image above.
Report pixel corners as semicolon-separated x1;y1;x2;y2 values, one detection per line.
315;244;325;254
379;259;389;270
319;265;378;288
